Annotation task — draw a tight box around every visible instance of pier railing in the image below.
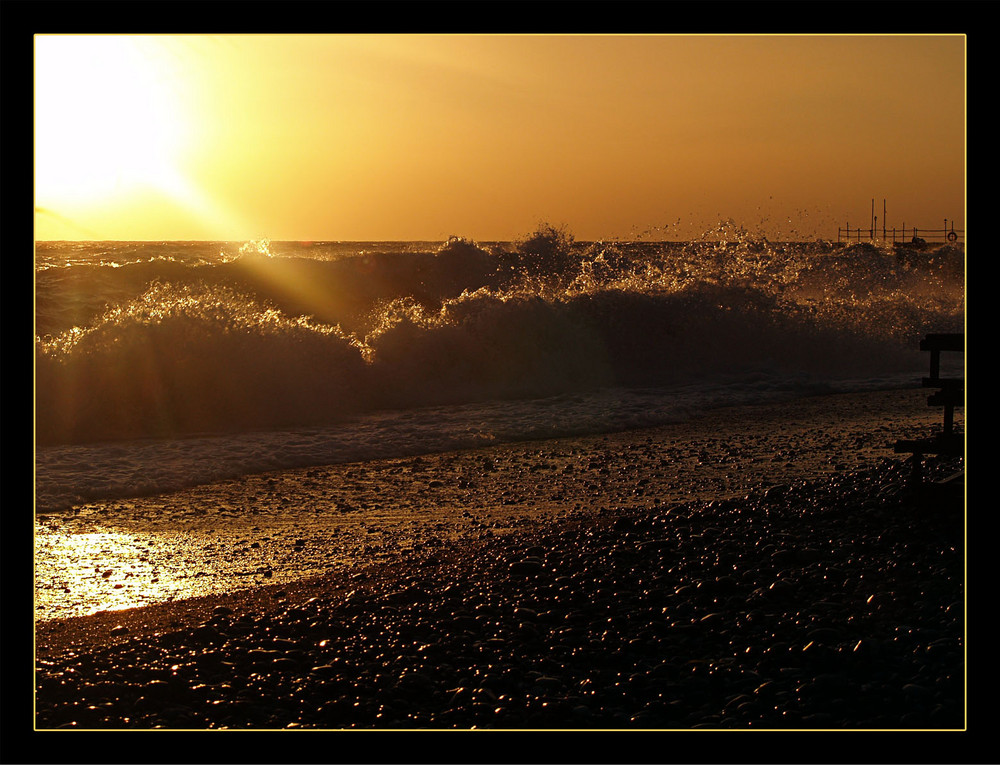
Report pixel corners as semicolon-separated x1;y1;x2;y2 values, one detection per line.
837;226;963;244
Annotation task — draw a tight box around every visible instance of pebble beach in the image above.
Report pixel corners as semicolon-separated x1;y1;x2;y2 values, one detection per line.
32;388;967;736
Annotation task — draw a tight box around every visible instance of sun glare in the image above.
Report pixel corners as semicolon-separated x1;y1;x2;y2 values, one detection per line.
35;36;194;212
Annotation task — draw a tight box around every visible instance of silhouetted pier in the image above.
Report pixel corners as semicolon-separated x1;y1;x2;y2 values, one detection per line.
837;224;963;244
837;199;963;244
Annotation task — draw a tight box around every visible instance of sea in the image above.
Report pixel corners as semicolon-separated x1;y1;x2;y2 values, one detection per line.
34;224;965;517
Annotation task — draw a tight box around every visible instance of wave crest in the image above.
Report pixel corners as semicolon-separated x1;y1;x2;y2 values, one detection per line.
36;283;368;444
35;224;965;445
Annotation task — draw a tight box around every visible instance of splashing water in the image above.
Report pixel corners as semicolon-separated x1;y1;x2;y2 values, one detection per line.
35;223;964;454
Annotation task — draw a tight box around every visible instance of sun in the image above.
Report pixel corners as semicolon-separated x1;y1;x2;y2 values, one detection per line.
34;35;194;212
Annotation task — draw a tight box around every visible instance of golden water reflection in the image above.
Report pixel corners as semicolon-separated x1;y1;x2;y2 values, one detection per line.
33;526;325;622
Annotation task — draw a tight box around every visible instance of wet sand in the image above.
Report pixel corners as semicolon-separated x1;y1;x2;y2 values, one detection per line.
32;388;966;733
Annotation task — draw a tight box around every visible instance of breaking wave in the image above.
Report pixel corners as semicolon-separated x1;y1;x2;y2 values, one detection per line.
35;224;965;447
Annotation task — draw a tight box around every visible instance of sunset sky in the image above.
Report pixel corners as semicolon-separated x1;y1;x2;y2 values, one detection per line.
33;34;966;242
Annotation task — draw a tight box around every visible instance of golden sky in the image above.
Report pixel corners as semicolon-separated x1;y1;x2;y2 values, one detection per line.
33;34;965;242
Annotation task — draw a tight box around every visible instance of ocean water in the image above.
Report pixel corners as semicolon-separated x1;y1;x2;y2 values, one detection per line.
34;225;965;515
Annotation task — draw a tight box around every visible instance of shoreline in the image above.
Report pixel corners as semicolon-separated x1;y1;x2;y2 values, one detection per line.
35;387;959;627
32;386;967;730
34;452;964;730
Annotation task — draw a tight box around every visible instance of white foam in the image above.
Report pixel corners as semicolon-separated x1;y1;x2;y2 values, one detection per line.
34;372;923;515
